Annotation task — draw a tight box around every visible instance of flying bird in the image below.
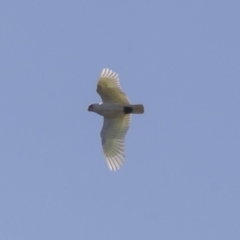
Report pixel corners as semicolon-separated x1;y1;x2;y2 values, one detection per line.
88;68;144;171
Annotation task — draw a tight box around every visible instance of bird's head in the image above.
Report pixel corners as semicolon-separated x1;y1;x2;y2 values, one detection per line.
88;103;99;112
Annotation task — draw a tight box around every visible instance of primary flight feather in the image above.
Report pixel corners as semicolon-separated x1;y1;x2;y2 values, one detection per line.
88;68;144;171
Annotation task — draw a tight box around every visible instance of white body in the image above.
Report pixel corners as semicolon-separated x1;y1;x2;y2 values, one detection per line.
91;103;126;118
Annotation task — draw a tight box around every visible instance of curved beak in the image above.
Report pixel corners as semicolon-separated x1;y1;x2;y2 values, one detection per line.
88;105;92;111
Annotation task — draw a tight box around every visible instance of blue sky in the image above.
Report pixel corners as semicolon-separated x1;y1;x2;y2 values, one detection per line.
1;1;240;239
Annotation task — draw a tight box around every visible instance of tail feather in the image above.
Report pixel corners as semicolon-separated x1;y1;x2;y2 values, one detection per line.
131;104;144;114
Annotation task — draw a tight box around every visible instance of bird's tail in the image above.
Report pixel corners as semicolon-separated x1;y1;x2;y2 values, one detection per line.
130;104;144;114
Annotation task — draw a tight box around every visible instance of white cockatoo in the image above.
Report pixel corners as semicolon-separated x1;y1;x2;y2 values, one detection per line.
88;68;144;171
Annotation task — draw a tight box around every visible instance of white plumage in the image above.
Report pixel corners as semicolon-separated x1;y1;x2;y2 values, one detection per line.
88;68;144;171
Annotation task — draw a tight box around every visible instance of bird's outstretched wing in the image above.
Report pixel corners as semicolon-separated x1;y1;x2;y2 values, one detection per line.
100;115;131;171
97;68;130;104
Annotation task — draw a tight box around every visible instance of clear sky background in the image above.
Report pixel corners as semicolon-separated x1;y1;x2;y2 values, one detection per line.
1;1;240;239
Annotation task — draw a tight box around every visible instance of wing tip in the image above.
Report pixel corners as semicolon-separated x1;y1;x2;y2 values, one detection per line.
100;68;119;80
106;155;125;172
